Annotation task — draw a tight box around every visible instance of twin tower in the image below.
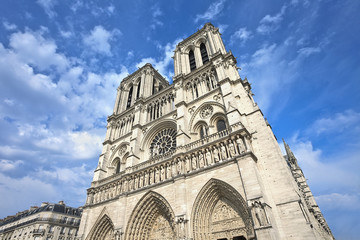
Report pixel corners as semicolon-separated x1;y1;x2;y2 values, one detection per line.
77;23;334;240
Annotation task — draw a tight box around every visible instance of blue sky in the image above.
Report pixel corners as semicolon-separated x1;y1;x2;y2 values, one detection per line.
0;0;359;239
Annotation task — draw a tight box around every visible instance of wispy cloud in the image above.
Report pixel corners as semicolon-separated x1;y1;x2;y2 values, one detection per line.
3;21;17;31
194;0;226;23
257;6;286;34
306;110;360;136
37;0;57;18
83;25;121;56
136;38;182;82
230;27;252;45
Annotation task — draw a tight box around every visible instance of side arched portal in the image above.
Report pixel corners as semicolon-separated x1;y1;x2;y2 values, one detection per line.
86;213;115;240
125;191;176;240
191;179;255;240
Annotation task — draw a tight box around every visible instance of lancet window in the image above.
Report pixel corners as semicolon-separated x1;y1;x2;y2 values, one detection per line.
189;50;196;71
136;79;141;99
217;119;226;132
200;43;209;64
126;85;133;109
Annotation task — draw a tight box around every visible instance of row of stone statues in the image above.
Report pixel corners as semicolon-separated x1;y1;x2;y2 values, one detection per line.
88;135;250;205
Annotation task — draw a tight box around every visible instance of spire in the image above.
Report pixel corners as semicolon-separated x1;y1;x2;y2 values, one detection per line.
282;139;298;167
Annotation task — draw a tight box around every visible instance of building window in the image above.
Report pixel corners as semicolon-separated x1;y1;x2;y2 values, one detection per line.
200;43;209;64
116;160;121;174
216;119;226;132
136;80;141;99
150;128;177;156
189;50;196;71
126;86;133;109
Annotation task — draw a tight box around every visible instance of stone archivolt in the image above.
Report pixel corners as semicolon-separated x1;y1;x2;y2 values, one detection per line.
191;179;254;240
125;191;176;240
86;213;115;240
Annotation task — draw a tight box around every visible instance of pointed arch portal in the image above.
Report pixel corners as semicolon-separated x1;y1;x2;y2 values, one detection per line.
191;179;255;240
125;191;176;240
86;213;115;240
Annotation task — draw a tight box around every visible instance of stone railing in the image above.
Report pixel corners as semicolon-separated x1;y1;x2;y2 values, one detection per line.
86;124;253;206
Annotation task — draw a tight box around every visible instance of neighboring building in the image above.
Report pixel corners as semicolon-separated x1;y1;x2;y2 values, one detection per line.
77;23;334;240
0;201;82;240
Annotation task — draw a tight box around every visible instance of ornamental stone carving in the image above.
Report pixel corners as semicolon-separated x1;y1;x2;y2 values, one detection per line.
199;105;213;119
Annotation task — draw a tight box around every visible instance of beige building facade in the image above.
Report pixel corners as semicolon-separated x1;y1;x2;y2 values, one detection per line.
0;201;82;240
77;23;334;240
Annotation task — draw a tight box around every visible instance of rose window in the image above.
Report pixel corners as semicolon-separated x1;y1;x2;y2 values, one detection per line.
200;105;213;119
150;128;177;156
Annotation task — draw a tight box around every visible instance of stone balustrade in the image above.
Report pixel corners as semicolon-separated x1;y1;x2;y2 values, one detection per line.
86;124;254;207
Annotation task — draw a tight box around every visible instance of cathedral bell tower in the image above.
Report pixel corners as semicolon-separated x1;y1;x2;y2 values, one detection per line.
78;23;334;240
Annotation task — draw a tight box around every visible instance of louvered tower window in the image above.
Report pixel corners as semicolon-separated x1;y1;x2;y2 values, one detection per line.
136;80;141;99
126;86;133;109
189;50;196;71
200;43;209;64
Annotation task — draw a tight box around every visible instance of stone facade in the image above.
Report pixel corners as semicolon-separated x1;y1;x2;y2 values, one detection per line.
77;23;334;240
0;201;82;240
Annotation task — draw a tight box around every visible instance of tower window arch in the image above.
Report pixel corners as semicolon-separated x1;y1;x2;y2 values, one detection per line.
216;119;226;132
200;43;209;64
136;79;141;99
189;50;196;71
115;159;121;174
126;85;133;109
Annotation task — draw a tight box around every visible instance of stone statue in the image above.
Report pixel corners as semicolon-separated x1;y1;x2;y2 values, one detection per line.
228;140;236;157
236;136;246;154
123;178;128;192
220;143;227;160
166;163;171;179
205;148;212;165
134;175;138;190
192;154;197;170
144;171;148;186
253;201;268;226
185;156;191;173
199;151;205;168
149;169;154;185
155;168;160;183
160;165;165;181
177;158;182;174
139;174;143;188
128;177;133;191
172;161;177;176
213;146;219;163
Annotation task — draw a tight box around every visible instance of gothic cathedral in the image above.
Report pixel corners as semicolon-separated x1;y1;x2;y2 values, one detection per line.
77;23;334;240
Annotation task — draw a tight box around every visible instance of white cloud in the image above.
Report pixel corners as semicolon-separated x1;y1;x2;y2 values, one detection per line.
9;30;69;72
0;160;23;171
3;21;17;31
257;6;286;34
83;26;121;56
282;136;360;194
306;110;360;136
0;173;58;217
297;46;321;56
315;193;360;211
230;27;253;45
37;0;57;18
194;0;226;23
60;30;73;38
217;24;228;34
136;38;182;81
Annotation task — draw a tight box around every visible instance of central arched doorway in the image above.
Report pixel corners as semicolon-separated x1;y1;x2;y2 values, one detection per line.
125;191;176;240
191;179;255;240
